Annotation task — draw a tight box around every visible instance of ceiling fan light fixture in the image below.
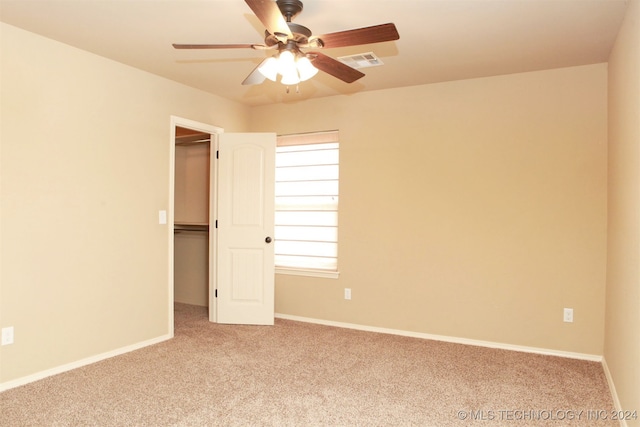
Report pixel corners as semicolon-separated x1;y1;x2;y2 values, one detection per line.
281;69;301;85
258;57;279;81
296;56;318;81
277;50;296;75
257;49;318;86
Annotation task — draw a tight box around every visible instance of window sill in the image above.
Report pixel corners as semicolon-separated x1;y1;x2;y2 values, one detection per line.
275;268;340;279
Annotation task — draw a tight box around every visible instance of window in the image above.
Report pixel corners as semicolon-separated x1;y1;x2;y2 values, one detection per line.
275;131;339;278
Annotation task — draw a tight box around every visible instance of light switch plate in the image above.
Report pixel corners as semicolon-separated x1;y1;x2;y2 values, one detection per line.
158;210;167;225
1;326;14;345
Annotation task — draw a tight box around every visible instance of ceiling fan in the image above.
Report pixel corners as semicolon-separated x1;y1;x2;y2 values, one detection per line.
172;0;399;87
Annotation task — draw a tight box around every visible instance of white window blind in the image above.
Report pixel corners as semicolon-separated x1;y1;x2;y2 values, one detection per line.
275;131;339;274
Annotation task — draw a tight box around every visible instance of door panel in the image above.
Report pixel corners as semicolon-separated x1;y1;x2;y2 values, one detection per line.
217;133;275;325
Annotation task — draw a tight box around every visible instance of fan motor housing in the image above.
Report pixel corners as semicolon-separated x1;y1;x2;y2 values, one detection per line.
277;0;304;21
265;22;312;46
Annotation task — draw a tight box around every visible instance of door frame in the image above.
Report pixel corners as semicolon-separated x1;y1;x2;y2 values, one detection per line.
169;116;223;333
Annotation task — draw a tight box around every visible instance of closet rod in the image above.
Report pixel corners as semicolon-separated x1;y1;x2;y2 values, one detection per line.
174;224;209;233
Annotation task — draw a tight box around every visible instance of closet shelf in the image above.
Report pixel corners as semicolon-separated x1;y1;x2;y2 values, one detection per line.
175;134;210;146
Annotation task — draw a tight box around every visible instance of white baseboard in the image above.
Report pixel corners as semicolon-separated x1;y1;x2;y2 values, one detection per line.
0;333;172;392
275;313;603;362
2;317;607;394
601;356;628;427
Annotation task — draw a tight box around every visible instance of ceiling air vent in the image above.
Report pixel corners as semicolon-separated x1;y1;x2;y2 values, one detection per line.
337;52;384;69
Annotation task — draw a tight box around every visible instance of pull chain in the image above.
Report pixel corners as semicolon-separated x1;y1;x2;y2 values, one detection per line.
284;85;301;94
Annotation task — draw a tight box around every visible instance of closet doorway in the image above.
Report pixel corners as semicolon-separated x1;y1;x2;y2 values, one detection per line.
171;117;222;324
169;116;276;329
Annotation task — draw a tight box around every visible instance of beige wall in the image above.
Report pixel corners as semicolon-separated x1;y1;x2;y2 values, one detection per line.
605;0;640;423
175;143;210;224
0;23;249;383
250;64;608;356
174;233;209;306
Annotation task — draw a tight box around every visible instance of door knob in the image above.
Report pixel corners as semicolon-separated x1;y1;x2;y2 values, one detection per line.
265;236;272;243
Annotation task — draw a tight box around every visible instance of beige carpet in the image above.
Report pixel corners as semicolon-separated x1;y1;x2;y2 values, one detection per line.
1;303;615;426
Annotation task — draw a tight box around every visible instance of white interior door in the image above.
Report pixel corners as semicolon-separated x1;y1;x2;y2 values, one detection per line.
216;133;275;325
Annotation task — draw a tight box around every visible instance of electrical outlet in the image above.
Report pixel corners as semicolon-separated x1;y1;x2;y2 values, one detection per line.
563;308;574;323
344;288;351;300
1;326;14;345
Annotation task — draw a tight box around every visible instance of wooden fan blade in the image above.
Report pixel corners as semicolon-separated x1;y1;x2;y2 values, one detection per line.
242;58;270;85
245;0;292;39
173;43;265;49
308;52;365;84
314;23;399;49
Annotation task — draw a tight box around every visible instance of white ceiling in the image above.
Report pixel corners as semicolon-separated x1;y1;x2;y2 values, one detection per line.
0;0;628;106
